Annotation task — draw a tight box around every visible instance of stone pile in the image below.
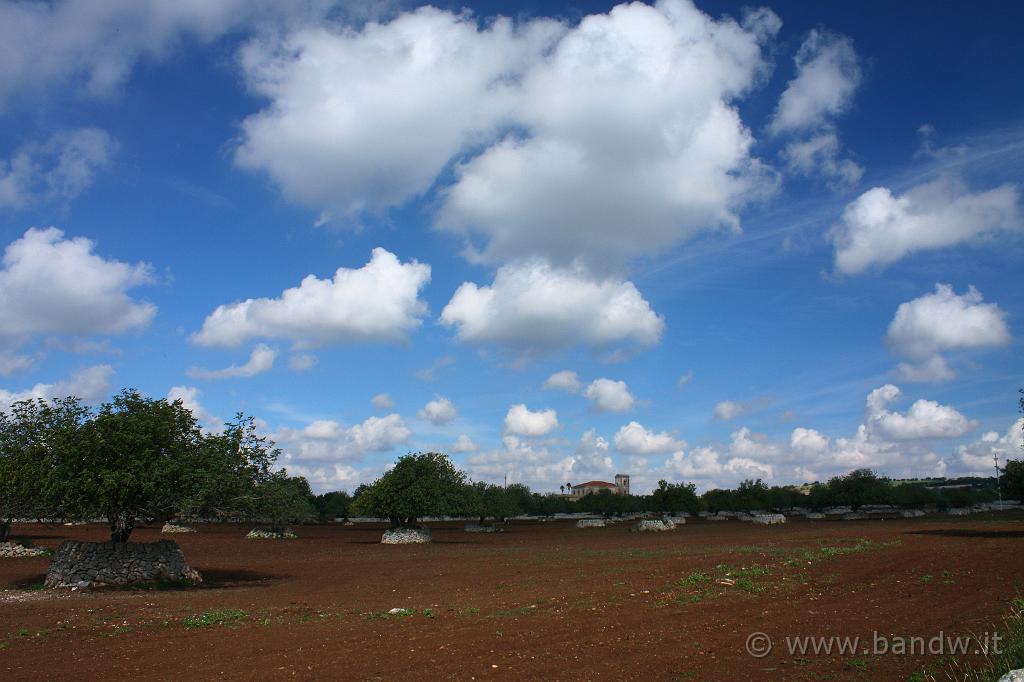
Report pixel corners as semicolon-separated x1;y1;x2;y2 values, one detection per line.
900;510;925;518
805;513;825;520
382;527;432;544
161;523;196;534
947;508;971;516
753;513;786;525
44;540;201;588
632;519;674;532
576;519;606;528
246;528;298;539
0;541;50;558
841;512;866;521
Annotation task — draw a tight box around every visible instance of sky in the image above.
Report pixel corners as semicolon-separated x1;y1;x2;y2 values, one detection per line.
0;0;1022;495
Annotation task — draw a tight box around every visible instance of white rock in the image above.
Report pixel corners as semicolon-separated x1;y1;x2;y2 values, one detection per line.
576;519;606;529
997;669;1024;682
753;514;786;525
900;510;925;518
633;520;673;532
805;513;825;520
381;527;432;544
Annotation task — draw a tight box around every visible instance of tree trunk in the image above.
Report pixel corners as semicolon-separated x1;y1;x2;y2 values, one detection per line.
109;514;134;543
0;520;9;543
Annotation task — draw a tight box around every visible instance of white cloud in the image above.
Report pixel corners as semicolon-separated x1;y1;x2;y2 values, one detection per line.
865;384;976;441
724;456;774;480
0;228;155;348
729;426;780;459
573;428;615;474
957;418;1024;476
236;6;562;218
437;1;780;273
418;396;458;425
583;378;635;413
677;370;693;389
789;427;830;455
886;284;1010;381
371;393;394;410
288;353;318;371
275;413;411;462
0;129;116;208
831;177;1021;274
414;355;455;382
713;400;747;420
187;343;278;380
770;29;861;134
543;370;581;393
451;434;478;453
441;260;663;353
503;404;558;437
782;131;862;188
614;421;684;455
166;385;221;431
192;247;430;348
0;364;113;412
0;0;340;108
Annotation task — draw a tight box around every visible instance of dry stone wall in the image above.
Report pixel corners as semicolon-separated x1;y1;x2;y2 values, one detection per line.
45;540;201;588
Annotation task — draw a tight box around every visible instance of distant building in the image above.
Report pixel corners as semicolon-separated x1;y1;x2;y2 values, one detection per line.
570;474;630;498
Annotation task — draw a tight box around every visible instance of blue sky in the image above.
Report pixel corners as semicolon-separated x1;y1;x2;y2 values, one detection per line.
1;0;1022;493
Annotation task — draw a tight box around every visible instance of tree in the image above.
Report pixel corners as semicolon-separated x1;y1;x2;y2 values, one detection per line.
55;389;206;542
0;397;88;542
177;413;279;523
650;480;700;515
468;482;521;525
314;490;354;521
826;469;890;510
252;473;316;532
350;452;471;528
1000;460;1024;500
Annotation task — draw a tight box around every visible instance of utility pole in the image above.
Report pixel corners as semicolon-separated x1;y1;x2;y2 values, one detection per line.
995;451;1003;510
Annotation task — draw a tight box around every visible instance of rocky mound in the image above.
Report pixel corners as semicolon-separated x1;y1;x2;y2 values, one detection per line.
0;541;50;558
753;513;786;525
382;527;432;544
632;519;673;532
45;540;201;588
246;528;298;539
576;519;606;528
161;523;196;534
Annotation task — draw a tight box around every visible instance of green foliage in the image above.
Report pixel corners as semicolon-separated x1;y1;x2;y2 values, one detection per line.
1003;460;1024;501
825;469;891;510
55;390;207;542
183;609;247;628
350;452;471;527
0;397;88;541
650;480;700;514
468;482;521;524
252;473;316;532
313;490;353;521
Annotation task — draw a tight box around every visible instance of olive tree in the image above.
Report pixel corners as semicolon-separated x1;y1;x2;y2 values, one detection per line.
351;452;471;528
251;473;316;533
468;482;520;525
0;397;88;542
55;389;206;542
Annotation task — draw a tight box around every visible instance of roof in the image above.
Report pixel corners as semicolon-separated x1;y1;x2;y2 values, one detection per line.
572;481;617;489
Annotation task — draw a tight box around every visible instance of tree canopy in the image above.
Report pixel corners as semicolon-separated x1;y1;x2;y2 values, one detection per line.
351;452;471;527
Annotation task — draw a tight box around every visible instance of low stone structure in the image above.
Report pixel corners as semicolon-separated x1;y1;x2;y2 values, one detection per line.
753;513;786;525
632;519;673;532
668;516;687;525
0;541;50;558
382;527;432;544
464;524;502;533
841;512;866;521
805;513;825;520
246;528;297;539
161;523;196;534
44;540;201;588
706;514;728;521
576;519;606;528
900;510;925;518
947;508;971;516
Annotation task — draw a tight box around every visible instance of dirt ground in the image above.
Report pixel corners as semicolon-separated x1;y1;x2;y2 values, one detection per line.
1;513;1022;681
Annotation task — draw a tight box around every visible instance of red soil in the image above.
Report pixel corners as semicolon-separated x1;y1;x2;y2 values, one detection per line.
1;514;1022;681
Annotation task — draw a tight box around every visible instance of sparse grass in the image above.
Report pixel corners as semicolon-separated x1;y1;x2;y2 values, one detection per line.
921;574;933;583
183;609;247;629
678;571;710;587
908;598;1024;681
847;657;869;672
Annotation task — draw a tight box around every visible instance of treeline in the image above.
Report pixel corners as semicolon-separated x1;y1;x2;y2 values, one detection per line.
4;392;1023;541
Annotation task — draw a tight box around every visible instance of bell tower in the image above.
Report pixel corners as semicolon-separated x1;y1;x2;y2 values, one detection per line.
614;474;630;495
